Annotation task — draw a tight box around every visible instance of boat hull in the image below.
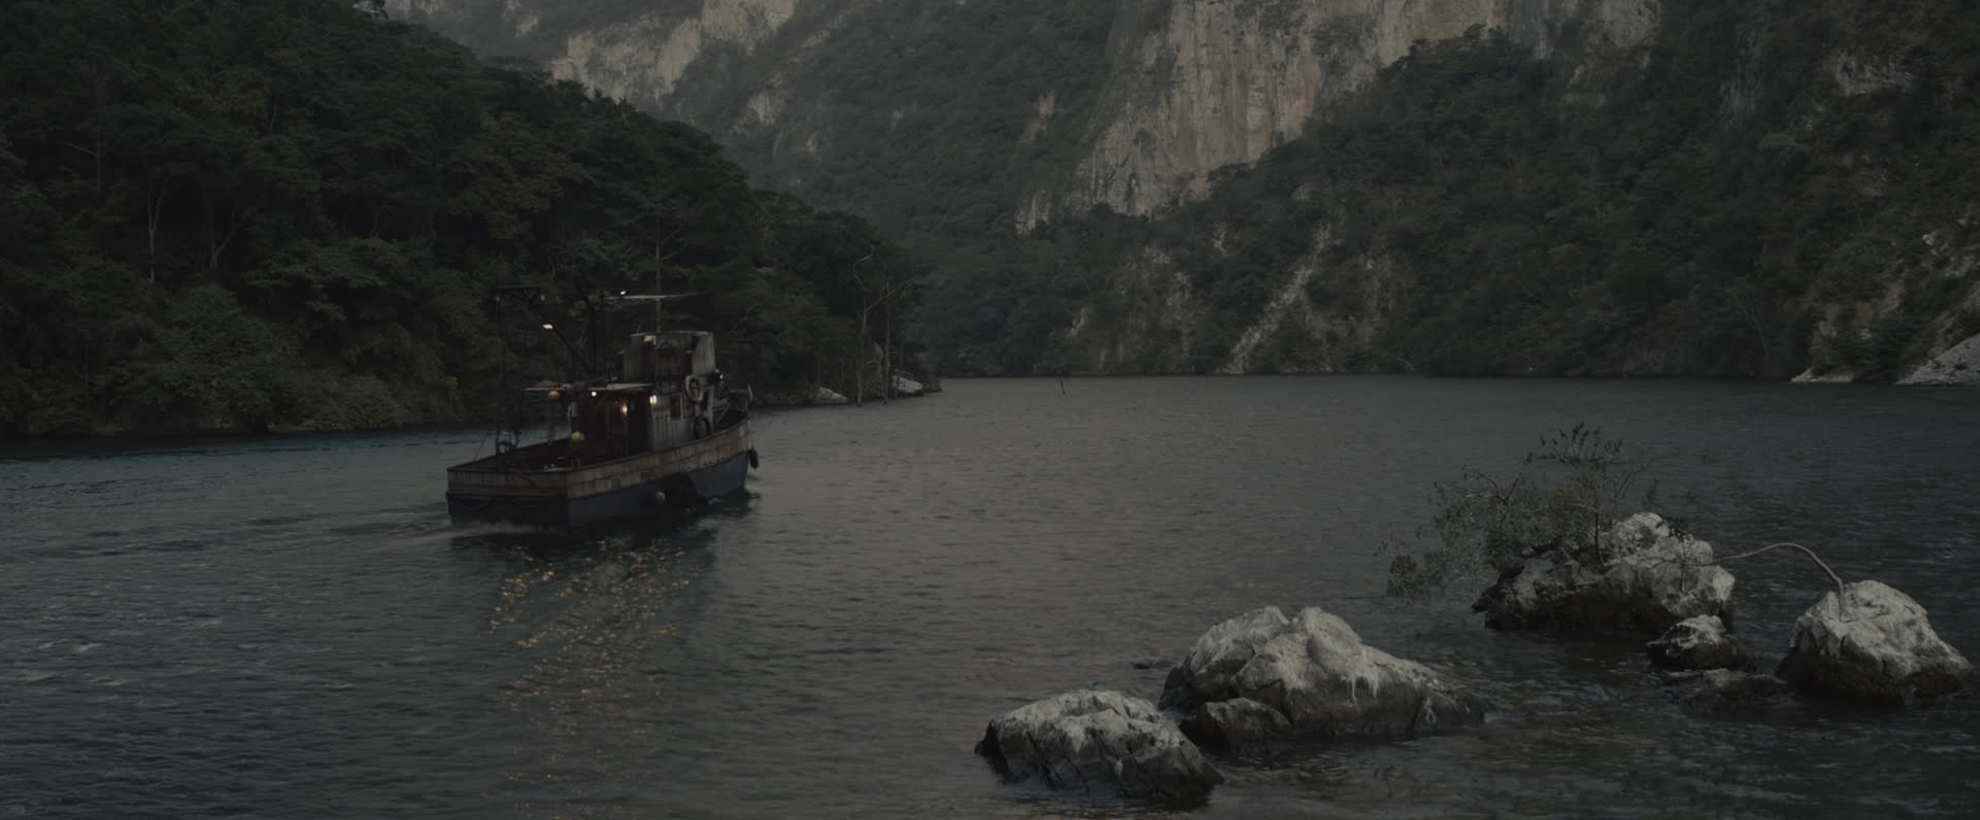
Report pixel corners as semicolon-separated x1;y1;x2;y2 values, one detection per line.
446;421;753;527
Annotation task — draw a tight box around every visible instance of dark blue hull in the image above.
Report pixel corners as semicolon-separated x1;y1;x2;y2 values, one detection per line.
448;449;752;527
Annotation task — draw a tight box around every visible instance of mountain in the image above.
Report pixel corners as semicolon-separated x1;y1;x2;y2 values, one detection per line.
390;0;1980;382
0;0;923;437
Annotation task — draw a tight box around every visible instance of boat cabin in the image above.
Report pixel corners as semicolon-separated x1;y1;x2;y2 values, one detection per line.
523;330;735;467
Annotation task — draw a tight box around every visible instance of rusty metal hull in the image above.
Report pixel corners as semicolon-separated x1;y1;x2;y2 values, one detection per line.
446;421;753;526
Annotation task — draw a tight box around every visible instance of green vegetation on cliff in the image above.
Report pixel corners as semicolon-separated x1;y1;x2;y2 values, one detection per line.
388;0;1980;380
0;0;922;436
1102;3;1980;378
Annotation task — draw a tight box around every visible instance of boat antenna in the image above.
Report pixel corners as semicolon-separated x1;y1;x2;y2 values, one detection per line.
665;222;673;334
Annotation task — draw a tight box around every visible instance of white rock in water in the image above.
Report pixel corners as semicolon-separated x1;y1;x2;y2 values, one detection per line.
1790;368;1855;384
810;386;849;405
1897;333;1980;386
1646;615;1752;671
977;690;1221;804
1776;580;1975;705
891;373;925;396
1475;513;1737;636
1160;606;1485;750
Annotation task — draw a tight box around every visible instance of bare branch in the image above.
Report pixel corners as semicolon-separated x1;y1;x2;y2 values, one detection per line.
1698;542;1845;598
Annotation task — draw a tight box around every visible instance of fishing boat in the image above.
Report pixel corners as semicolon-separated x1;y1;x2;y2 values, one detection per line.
446;291;757;526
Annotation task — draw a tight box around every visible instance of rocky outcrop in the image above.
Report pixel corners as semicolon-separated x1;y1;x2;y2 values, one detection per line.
1646;615;1752;671
809;386;848;405
393;0;1656;225
1033;0;1658;223
976;690;1221;805
1898;333;1980;386
387;0;802;110
1159;606;1485;751
890;373;927;397
1473;513;1737;636
1776;580;1974;705
1658;669;1794;714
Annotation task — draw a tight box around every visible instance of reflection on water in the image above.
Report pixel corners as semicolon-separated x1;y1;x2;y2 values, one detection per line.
3;378;1978;819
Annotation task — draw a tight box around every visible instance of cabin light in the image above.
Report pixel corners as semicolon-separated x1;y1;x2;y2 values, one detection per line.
648;394;659;406
620;403;628;415
541;322;554;330
589;390;598;398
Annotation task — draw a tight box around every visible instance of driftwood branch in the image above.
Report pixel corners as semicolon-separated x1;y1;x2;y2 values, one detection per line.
1701;542;1845;598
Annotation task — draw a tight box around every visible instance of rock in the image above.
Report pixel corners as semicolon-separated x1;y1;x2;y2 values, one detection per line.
1473;513;1736;636
1179;697;1292;752
890;373;926;396
1659;669;1793;713
1159;606;1486;751
976;690;1221;805
1790;368;1855;384
1775;580;1975;705
1646;615;1752;671
1898;333;1980;386
810;386;848;405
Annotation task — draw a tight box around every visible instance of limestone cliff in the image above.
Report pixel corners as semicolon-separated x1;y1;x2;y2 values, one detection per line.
1026;0;1656;226
387;0;1650;222
390;0;1979;383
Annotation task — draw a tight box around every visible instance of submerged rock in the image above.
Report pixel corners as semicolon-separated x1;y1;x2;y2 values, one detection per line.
1159;606;1486;751
976;690;1221;805
1646;615;1752;671
1474;513;1736;636
1659;669;1793;713
1775;580;1974;705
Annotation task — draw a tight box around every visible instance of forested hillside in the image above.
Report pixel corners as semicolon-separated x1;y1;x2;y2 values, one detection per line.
1046;3;1980;379
0;0;922;437
392;0;1980;383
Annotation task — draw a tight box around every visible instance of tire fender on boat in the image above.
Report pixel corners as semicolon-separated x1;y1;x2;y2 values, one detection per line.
692;414;713;439
747;448;760;469
683;374;705;404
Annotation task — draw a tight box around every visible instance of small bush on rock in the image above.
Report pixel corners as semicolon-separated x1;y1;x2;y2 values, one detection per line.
1385;423;1659;599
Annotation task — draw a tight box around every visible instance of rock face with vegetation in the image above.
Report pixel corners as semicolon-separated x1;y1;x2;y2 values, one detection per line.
1646;615;1752;672
1158;606;1485;751
393;0;1980;382
976;690;1222;805
1474;513;1737;636
1776;580;1974;705
0;0;925;437
1896;333;1980;386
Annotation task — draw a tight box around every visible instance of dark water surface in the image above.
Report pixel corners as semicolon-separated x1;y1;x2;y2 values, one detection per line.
5;377;1978;819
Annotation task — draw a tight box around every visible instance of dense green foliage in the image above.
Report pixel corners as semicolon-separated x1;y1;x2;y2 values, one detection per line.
1043;2;1980;377
397;0;1980;379
1383;424;1658;599
679;0;1142;376
0;0;922;436
395;0;1149;375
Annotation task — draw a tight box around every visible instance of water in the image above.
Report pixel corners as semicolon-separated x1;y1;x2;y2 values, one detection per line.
4;376;1977;819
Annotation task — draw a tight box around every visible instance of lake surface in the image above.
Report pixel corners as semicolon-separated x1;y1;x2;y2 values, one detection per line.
4;376;1977;819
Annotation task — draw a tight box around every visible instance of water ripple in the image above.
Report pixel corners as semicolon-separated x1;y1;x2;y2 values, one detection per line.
3;377;1978;818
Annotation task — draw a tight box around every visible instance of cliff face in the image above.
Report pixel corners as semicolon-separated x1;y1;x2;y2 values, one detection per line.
390;0;1980;383
1027;0;1655;225
387;0;1649;220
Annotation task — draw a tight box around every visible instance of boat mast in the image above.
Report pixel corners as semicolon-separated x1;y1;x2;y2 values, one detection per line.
665;215;673;338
